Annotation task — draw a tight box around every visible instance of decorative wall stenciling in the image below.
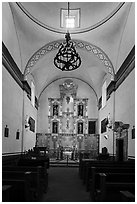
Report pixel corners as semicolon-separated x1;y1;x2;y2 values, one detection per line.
24;40;114;80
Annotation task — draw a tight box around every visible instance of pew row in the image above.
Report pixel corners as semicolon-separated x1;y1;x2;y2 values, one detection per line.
120;190;135;202
80;159;134;185
3;165;48;193
92;172;135;202
86;165;134;192
2;171;32;201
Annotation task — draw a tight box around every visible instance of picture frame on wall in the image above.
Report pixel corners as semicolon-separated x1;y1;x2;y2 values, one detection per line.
28;117;35;132
101;118;108;133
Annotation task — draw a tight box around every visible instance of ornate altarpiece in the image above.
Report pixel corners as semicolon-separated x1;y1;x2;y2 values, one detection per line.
36;79;99;154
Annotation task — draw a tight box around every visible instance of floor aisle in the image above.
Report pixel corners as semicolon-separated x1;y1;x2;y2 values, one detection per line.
40;167;91;202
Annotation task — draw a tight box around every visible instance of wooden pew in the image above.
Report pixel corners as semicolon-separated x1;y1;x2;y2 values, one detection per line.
83;160;134;186
17;159;48;192
18;158;48;171
87;165;134;192
20;155;50;169
90;166;135;200
2;185;12;202
95;172;135;202
3;165;47;195
79;159;95;179
120;190;135;202
2;171;32;201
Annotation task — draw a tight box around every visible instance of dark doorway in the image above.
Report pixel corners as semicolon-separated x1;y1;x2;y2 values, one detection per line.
88;121;96;134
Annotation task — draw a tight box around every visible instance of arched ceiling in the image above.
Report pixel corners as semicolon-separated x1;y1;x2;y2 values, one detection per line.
17;2;124;34
7;2;134;99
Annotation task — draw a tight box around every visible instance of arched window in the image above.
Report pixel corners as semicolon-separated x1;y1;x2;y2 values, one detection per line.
31;81;35;107
102;81;106;108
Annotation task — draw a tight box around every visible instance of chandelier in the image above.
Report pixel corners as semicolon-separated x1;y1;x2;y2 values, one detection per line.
54;3;81;71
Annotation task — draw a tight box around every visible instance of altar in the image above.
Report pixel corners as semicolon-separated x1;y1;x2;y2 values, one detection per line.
63;150;72;159
36;79;99;157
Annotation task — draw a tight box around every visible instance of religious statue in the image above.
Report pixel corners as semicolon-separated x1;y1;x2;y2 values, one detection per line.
78;104;83;116
52;122;58;133
53;104;58;116
78;122;83;134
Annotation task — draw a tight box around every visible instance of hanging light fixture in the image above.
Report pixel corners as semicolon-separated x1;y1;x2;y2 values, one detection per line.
54;2;81;71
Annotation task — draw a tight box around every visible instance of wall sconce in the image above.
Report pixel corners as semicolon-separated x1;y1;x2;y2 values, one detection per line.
25;124;30;129
106;113;112;129
104;134;109;140
25;115;30;129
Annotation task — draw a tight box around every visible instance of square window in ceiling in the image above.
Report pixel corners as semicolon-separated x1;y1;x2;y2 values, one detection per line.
60;8;80;28
66;16;75;28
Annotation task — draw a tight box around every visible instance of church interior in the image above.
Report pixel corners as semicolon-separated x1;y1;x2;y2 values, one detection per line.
2;2;135;202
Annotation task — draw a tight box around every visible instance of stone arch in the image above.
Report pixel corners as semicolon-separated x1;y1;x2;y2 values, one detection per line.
38;76;98;103
24;39;115;80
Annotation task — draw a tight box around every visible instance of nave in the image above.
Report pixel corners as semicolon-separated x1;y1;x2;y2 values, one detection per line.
2;2;135;202
2;149;135;202
40;166;91;202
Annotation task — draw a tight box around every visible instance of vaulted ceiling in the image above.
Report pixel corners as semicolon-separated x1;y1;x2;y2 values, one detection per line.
3;2;135;99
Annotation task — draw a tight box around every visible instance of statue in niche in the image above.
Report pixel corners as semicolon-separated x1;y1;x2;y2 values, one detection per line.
52;121;58;133
78;122;83;134
66;119;69;129
53;104;58;116
66;96;70;104
78;104;84;116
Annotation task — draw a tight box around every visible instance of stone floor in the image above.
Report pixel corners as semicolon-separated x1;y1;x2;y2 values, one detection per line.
40;167;91;202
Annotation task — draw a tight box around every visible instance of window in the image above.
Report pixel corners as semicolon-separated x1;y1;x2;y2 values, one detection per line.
60;8;80;28
31;81;35;107
102;81;106;108
66;16;75;28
